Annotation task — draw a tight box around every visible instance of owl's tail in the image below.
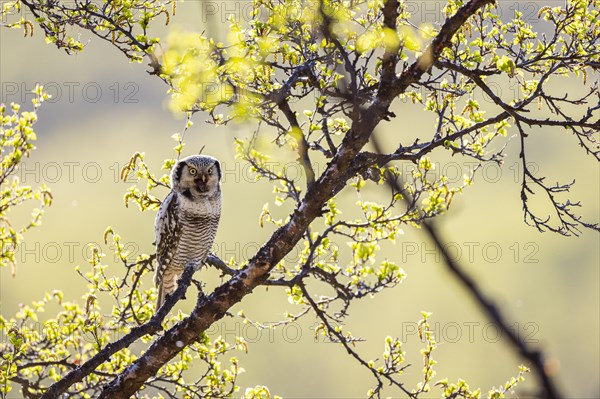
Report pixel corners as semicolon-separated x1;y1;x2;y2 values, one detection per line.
156;283;166;309
156;271;178;309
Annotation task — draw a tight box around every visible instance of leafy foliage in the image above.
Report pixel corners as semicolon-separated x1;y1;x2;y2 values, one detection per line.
1;0;598;398
0;86;52;273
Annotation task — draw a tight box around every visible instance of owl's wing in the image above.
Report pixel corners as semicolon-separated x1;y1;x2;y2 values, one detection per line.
154;191;181;284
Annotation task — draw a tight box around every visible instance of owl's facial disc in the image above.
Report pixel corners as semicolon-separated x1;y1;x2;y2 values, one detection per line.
173;157;220;199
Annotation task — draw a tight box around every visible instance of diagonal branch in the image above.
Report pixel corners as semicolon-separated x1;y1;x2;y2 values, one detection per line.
96;107;388;398
39;262;197;399
384;0;495;100
418;220;562;399
42;1;496;397
371;134;562;399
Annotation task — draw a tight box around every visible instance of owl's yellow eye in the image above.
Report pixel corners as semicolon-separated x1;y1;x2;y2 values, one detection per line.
207;167;213;174
189;167;197;175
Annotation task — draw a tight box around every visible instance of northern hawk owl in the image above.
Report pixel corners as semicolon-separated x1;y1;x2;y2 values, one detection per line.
154;155;222;308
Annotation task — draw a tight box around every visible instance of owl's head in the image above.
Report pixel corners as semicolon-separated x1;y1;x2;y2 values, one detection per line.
171;155;221;198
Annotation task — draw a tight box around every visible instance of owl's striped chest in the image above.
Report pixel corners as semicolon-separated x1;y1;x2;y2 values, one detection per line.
170;201;220;269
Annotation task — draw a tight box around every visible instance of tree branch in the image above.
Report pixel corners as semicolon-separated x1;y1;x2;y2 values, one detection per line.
41;1;500;396
371;134;562;399
264;61;317;187
386;0;495;99
299;282;414;399
377;0;400;97
39;262;197;399
206;254;236;276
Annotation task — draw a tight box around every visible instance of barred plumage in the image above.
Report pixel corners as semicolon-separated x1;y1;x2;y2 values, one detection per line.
154;155;222;308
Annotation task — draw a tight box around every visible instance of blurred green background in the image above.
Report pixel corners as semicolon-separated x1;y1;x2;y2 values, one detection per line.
1;1;598;398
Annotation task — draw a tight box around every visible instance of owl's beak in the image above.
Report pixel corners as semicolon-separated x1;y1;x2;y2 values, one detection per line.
195;174;209;192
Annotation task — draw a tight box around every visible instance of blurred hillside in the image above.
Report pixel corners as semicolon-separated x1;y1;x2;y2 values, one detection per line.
1;1;598;398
